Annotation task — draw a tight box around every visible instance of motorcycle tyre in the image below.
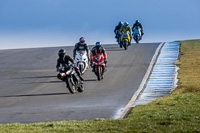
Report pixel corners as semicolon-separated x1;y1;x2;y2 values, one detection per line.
123;40;128;50
97;67;101;81
79;65;84;75
66;78;76;94
77;83;84;92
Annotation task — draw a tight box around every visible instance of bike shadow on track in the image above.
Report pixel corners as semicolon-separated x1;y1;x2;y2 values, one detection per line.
104;45;124;51
12;75;56;80
22;81;63;84
83;79;97;82
23;76;56;79
0;92;70;98
105;48;124;51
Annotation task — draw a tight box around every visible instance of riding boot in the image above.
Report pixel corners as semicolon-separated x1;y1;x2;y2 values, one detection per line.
119;42;122;48
57;74;65;81
92;66;95;72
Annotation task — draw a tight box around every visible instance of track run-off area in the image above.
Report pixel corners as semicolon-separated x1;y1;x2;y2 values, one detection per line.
0;43;161;124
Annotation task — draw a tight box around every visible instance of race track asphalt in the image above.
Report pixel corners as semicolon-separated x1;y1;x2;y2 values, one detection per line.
0;42;160;123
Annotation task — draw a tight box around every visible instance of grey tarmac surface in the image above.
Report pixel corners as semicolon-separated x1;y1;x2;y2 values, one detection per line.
0;43;160;124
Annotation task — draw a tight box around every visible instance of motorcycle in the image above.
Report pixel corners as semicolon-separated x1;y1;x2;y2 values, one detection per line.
92;54;106;81
75;50;89;75
121;31;131;50
58;65;84;94
133;26;142;43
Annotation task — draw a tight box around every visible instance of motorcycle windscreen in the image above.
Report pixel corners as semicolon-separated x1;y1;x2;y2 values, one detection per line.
77;50;86;55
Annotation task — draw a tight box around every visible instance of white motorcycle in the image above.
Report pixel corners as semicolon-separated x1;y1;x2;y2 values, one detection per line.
75;50;89;75
133;26;142;43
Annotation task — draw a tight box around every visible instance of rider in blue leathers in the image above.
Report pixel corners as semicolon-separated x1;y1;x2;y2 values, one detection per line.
132;20;144;37
114;21;123;43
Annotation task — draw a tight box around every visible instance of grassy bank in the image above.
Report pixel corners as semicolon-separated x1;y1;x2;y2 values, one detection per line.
1;40;200;132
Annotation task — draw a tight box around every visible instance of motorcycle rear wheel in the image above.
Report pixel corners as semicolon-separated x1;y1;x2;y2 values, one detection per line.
66;78;76;94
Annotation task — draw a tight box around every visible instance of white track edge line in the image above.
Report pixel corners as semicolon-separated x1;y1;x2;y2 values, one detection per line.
116;42;165;119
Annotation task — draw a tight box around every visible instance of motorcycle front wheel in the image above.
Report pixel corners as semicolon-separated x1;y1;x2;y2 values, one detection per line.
79;65;83;75
66;77;76;94
97;66;101;81
77;83;84;92
123;40;128;50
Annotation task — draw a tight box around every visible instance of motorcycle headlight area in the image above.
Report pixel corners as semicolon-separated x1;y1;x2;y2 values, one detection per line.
93;62;98;65
99;61;104;65
66;69;72;75
123;34;128;38
60;73;66;77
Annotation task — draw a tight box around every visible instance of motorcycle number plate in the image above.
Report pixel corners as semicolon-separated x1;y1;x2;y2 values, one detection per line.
123;34;128;38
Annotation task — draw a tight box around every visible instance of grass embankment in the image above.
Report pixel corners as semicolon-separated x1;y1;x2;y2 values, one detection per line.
1;40;200;132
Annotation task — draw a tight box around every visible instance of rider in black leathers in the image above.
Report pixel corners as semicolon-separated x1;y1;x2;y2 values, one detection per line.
114;21;123;42
132;20;144;36
56;49;84;81
73;37;89;61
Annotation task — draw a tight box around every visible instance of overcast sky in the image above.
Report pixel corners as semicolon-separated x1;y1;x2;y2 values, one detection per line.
0;0;200;49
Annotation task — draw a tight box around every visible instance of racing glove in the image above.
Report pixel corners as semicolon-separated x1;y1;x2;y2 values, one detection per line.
141;30;144;36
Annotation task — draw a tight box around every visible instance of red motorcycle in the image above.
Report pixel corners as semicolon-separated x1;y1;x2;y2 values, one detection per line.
92;54;106;80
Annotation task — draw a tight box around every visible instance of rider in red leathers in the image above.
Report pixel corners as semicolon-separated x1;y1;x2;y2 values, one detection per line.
90;42;107;72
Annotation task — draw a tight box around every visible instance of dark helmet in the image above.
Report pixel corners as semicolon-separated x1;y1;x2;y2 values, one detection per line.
95;42;101;48
95;42;102;54
58;49;66;58
118;21;123;26
135;20;139;24
79;37;85;43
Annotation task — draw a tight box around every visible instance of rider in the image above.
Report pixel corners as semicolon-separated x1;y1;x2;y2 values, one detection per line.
90;42;107;72
132;20;144;37
114;21;123;42
119;21;132;47
56;49;84;81
73;37;89;61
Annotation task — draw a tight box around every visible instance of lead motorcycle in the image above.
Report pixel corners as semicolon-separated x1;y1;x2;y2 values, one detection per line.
58;65;84;94
75;50;89;75
133;26;142;43
121;31;131;50
92;54;106;81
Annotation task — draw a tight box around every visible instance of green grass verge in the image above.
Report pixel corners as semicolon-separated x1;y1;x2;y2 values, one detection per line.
1;40;200;133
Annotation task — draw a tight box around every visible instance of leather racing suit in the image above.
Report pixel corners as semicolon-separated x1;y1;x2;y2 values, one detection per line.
90;46;107;73
73;42;89;61
56;55;84;81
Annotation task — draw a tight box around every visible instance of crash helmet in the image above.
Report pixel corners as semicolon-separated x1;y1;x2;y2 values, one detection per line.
95;42;102;48
79;37;85;44
124;22;129;28
118;21;123;26
135;20;139;24
58;49;66;58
